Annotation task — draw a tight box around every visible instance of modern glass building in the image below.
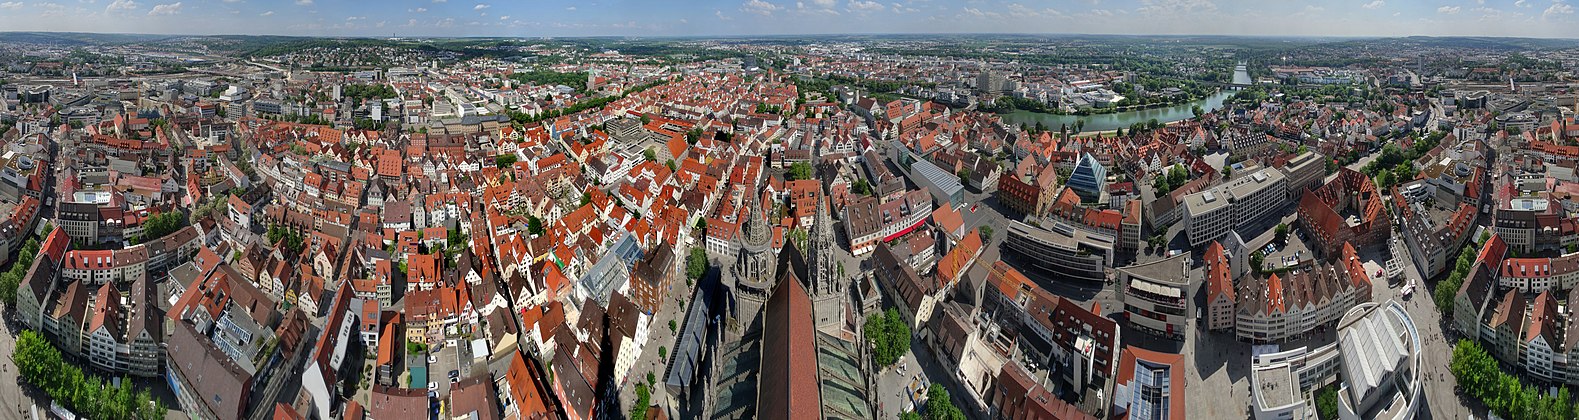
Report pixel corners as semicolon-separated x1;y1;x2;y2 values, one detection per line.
1067;153;1107;202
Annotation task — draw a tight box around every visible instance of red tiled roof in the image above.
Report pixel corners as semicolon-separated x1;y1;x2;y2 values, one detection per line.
1204;242;1234;303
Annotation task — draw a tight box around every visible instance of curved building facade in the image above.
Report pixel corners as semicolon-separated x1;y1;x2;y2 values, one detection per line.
1003;220;1113;283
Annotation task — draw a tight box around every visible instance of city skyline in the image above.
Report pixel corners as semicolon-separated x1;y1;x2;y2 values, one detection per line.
0;0;1577;39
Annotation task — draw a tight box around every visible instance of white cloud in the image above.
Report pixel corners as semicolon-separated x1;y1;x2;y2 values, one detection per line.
431;0;445;2
221;0;239;3
409;7;426;12
1006;3;1065;18
473;3;488;10
260;10;273;15
1436;5;1459;13
500;15;508;19
1515;0;1530;7
1137;0;1216;15
1545;1;1574;18
847;0;883;12
812;0;834;6
741;0;780;15
890;2;917;13
105;0;137;12
1362;0;1384;9
146;1;178;15
1090;8;1114;16
294;0;311;5
346;15;364;20
36;2;64;16
0;2;22;9
962;6;1003;18
715;9;733;19
565;6;575;10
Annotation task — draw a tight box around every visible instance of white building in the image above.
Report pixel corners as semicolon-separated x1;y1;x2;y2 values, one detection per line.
1250;300;1421;420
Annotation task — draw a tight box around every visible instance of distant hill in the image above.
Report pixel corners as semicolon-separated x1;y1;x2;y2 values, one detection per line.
0;32;176;46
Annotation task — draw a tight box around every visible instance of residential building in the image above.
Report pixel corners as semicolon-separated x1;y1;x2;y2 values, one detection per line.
1204;242;1235;332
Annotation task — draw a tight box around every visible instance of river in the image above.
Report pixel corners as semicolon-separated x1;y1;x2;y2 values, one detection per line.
1000;89;1235;134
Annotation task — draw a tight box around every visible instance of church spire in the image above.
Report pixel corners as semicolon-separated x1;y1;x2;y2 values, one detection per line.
809;186;839;296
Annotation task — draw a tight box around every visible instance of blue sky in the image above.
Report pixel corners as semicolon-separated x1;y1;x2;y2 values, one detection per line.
0;0;1575;38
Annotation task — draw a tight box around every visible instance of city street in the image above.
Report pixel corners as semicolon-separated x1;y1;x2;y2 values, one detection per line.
1378;231;1477;420
617;270;695;416
0;314;43;419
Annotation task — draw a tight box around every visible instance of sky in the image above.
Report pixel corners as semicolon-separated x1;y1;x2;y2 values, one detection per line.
0;0;1577;39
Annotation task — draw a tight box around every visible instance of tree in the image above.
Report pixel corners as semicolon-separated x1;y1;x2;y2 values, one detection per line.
788;162;814;181
0;235;39;304
643;147;657;162
1314;386;1339;420
686;247;708;281
1274;223;1290;244
864;308;911;368
1192;105;1205;118
666;159;677;172
14;330;165;419
853;179;873;195
979;226;993;242
1449;339;1572;419
137;211;187;244
925;384;967;420
527;216;545;236
494;154;518;168
628;383;651;420
957;168;972;186
668;319;678;333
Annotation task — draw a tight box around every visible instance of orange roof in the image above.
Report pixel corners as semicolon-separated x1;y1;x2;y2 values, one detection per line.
1204;242;1234;303
931;205;964;235
1528;290;1560;344
937;228;983;287
1265;274;1285;313
505;351;551;417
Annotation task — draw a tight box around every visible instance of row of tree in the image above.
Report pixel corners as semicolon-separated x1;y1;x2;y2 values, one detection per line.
506;70;588;91
14;330;167;419
1451;339;1579;419
507;80;666;126
0;230;42;305
1432;241;1481;315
